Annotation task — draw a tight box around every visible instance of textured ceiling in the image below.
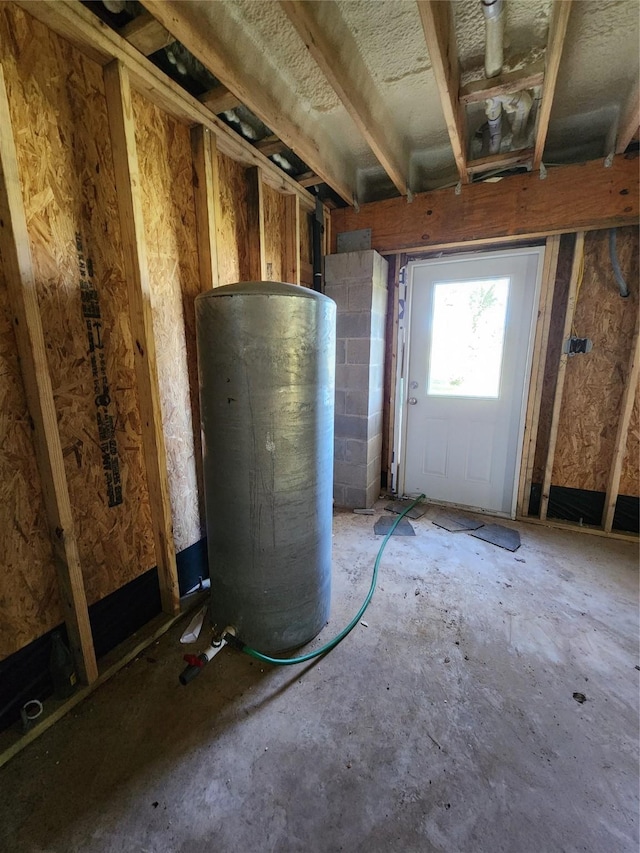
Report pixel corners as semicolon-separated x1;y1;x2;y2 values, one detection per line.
132;0;639;206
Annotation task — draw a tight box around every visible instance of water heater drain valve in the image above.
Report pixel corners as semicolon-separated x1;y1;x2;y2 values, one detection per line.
179;627;236;685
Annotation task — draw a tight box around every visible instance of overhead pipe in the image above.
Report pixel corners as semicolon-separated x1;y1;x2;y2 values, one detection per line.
501;90;533;148
609;229;630;297
485;98;503;154
484;90;533;156
481;0;505;79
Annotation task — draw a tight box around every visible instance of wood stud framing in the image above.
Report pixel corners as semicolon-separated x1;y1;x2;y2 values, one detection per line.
139;0;353;203
516;235;561;517
245;166;267;281
459;61;545;106
539;231;585;521
103;60;180;616
0;65;98;686
191;125;221;291
199;85;242;116
15;1;316;213
466;149;535;176
602;316;640;532
283;194;301;286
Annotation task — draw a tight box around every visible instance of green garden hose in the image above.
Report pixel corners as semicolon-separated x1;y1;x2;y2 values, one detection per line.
224;494;426;666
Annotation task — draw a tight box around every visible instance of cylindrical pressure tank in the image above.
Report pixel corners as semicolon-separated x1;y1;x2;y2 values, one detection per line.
195;282;336;653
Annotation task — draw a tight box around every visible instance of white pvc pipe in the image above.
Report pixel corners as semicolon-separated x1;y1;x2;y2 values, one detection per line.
502;90;533;147
485;98;503;154
482;0;505;79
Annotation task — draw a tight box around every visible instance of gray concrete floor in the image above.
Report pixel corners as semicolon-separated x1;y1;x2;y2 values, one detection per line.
1;505;638;853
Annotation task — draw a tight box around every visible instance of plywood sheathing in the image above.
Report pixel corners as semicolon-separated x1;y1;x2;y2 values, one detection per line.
215;151;251;286
132;89;203;550
261;182;286;283
0;5;155;647
552;227;639;495
619;391;639;497
0;257;60;658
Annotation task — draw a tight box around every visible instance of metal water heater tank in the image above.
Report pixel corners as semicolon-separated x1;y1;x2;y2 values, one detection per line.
195;282;336;653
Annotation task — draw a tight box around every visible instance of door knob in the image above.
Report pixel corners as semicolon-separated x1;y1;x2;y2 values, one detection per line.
408;397;418;405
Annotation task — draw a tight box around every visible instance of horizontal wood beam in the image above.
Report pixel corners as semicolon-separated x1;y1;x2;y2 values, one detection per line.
118;10;174;55
140;0;354;203
281;0;408;196
417;0;467;184
467;149;534;176
330;155;639;255
533;0;572;169
0;65;97;685
459;62;545;106
15;0;316;213
199;84;241;115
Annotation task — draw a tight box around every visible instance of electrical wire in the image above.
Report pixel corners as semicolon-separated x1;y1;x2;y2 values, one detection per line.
225;494;426;666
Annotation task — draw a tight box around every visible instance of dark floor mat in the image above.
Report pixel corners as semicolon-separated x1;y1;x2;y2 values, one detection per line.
470;524;521;551
431;512;484;532
374;516;416;536
384;500;428;520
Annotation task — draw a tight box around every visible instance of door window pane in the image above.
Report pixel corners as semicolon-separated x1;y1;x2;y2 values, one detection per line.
427;278;510;398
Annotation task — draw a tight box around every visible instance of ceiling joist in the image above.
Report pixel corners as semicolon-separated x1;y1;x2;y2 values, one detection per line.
139;0;354;203
118;10;174;56
533;0;573;170
280;0;408;196
416;0;468;185
615;80;640;154
15;0;316;212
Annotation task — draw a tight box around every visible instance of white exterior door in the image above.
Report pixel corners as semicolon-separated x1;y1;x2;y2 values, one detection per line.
400;248;543;516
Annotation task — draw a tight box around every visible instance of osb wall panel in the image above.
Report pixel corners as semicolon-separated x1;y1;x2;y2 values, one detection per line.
132;89;203;551
531;234;574;485
261;182;285;282
552;227;639;494
0;264;61;658
619;390;639;496
216;151;250;285
0;5;156;654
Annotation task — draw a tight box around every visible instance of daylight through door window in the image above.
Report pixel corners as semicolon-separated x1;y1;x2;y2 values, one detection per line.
427;277;510;398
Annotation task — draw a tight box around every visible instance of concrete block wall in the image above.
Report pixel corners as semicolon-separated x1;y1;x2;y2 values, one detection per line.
325;250;388;508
